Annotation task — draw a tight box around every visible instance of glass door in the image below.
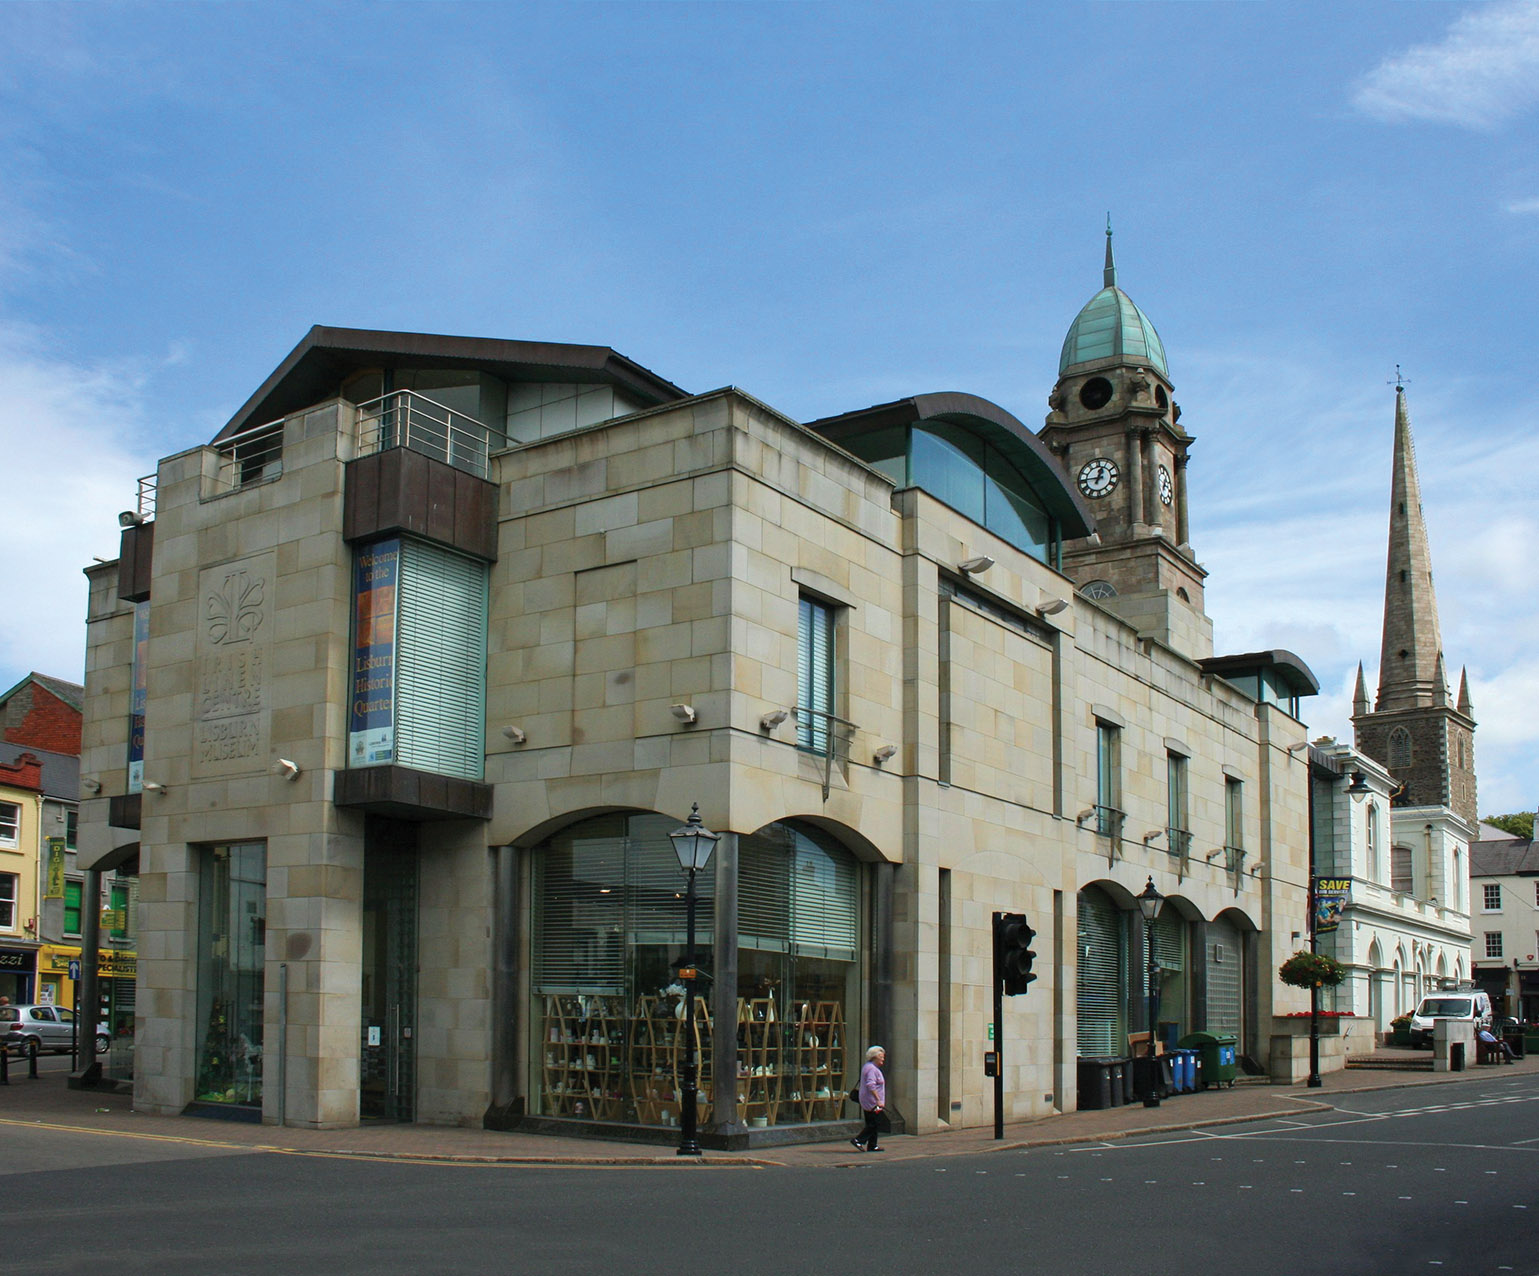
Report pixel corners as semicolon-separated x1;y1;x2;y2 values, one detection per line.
361;831;418;1122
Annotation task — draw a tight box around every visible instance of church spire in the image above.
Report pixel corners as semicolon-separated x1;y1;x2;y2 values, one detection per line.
1104;214;1117;289
1353;662;1370;717
1375;385;1446;713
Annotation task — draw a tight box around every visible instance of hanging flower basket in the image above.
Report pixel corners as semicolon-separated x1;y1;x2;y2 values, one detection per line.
1278;950;1345;989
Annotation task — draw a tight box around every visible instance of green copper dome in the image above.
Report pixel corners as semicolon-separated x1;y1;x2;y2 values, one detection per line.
1058;228;1169;379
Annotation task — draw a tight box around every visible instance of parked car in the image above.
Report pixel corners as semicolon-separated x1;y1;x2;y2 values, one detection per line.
1;1004;110;1057
1408;991;1493;1048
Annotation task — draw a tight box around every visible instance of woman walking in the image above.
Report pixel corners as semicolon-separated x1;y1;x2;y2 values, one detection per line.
851;1045;887;1152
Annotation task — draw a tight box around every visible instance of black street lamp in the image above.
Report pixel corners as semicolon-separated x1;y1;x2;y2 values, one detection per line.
1136;876;1165;1108
669;803;719;1157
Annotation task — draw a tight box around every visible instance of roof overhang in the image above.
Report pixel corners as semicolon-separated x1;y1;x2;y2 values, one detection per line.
807;392;1097;540
1199;649;1322;698
217;326;689;441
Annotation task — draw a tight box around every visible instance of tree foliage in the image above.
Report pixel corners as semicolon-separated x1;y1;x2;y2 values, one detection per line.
1483;812;1535;840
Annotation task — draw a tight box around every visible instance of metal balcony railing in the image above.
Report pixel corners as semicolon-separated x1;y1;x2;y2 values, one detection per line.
1166;826;1193;877
1093;804;1124;841
355;390;491;479
212;419;284;495
791;706;857;800
133;473;157;520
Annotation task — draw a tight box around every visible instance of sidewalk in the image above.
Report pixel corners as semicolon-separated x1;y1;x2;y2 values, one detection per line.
2;1053;1534;1169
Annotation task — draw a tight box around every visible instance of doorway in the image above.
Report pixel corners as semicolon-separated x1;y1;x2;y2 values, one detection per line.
361;821;418;1122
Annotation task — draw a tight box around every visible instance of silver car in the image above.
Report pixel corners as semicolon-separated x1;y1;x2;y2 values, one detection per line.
1;1004;110;1057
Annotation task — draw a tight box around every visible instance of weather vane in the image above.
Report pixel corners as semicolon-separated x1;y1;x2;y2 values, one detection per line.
1388;365;1410;391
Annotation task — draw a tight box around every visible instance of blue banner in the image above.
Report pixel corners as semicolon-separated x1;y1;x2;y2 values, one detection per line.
349;539;399;766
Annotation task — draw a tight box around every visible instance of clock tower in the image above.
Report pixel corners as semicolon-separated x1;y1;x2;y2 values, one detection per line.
1040;226;1211;658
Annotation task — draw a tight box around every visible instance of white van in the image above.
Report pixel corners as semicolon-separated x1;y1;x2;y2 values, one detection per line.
1408;990;1492;1048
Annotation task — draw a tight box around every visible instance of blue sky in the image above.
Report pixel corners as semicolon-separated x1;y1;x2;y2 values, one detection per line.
0;1;1534;814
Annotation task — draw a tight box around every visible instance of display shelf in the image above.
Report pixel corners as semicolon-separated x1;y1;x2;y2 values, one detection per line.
630;994;713;1129
786;1000;845;1122
539;994;627;1121
737;997;784;1126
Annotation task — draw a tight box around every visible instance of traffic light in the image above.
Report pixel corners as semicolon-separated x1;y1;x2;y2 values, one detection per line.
994;912;1038;996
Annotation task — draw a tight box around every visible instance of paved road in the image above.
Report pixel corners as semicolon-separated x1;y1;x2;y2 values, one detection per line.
8;1071;1537;1276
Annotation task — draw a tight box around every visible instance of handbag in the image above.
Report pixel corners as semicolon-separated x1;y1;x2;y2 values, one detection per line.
848;1085;861;1104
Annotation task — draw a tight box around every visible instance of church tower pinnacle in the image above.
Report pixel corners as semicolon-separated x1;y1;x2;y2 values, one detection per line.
1374;385;1445;713
1352;383;1477;825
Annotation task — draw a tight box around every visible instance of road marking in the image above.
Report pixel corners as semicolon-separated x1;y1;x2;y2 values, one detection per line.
0;1116;258;1153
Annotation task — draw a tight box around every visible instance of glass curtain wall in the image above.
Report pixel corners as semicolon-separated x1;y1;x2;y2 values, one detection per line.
194;843;267;1108
531;814;862;1131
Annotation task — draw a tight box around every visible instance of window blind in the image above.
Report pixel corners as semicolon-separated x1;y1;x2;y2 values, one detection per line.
395;539;488;781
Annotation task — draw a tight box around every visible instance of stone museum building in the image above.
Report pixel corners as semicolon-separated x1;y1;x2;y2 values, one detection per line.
77;237;1322;1141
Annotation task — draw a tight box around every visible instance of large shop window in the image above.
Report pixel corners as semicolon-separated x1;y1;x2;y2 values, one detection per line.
1076;887;1126;1057
531;815;862;1132
194;842;266;1108
349;537;488;780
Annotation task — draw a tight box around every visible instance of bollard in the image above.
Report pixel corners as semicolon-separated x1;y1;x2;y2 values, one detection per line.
28;1046;37;1080
1;1044;8;1085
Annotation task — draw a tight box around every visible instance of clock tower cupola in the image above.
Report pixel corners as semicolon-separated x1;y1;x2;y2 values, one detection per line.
1040;224;1211;658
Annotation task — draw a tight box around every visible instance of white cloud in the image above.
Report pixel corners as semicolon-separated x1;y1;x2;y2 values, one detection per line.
0;328;155;688
1353;0;1539;128
1503;196;1539;213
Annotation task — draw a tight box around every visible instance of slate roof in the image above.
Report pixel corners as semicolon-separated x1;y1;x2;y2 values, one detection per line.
0;743;80;802
0;672;84;714
1470;837;1539;878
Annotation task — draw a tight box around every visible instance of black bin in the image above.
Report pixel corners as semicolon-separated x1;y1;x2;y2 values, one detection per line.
1077;1057;1128;1110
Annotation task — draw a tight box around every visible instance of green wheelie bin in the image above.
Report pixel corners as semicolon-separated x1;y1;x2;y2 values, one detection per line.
1178;1031;1237;1089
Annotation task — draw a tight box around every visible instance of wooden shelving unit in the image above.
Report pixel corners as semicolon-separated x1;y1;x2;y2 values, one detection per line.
736;997;783;1127
629;994;712;1129
538;994;627;1121
784;1000;845;1123
737;997;847;1126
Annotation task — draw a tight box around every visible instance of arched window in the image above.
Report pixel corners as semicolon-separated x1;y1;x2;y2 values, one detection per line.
1387;728;1413;769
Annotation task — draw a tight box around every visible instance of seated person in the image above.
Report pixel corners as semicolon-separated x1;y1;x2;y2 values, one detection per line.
1476;1027;1515;1062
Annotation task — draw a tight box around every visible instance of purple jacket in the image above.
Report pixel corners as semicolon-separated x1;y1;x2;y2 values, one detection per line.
859;1059;885;1111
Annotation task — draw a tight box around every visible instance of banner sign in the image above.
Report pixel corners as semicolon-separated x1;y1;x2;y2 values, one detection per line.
1314;877;1351;934
349;539;400;767
45;837;66;898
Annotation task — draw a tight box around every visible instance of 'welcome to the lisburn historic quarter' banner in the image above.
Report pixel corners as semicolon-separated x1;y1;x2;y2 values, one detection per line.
1314;878;1351;934
349;538;400;767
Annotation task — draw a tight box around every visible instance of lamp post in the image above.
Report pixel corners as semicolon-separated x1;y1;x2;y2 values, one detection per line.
1136;876;1165;1108
669;803;719;1157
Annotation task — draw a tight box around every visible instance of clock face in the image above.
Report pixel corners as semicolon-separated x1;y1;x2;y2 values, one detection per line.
1078;457;1119;498
1158;464;1174;505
